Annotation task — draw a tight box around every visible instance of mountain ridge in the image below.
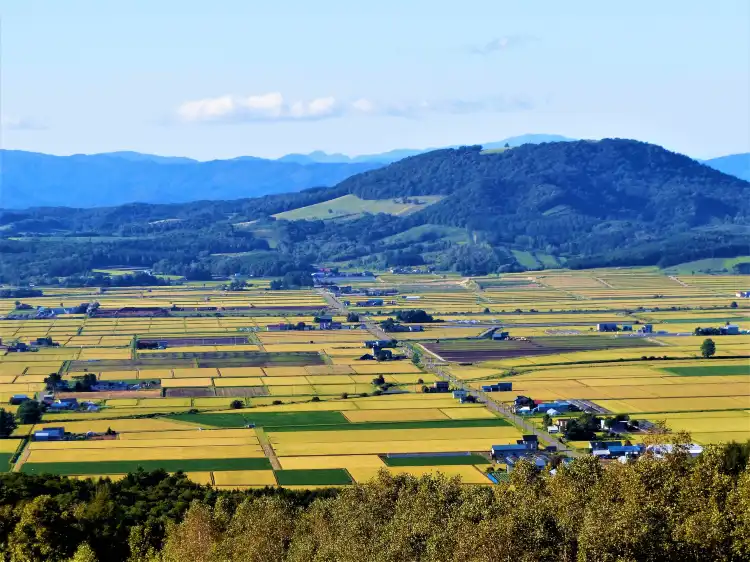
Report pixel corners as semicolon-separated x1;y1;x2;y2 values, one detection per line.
702;153;750;182
1;139;747;282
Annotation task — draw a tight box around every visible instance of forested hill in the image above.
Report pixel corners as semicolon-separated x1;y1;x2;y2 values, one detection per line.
0;139;748;282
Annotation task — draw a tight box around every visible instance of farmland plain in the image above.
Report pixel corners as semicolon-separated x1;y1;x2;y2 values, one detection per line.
0;267;747;486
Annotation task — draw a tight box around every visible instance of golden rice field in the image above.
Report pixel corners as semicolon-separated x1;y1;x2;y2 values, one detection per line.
2;268;748;484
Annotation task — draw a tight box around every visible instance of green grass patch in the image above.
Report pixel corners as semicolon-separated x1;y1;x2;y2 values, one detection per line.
274;468;352;486
382;454;489;467
169;410;350;429
0;453;13;472
512;250;542;269
536;252;564;268
661;364;750;377
379;224;471;245
20;457;272;475
660;317;746;324
267;418;510;433
272;194;443;221
664;256;750;275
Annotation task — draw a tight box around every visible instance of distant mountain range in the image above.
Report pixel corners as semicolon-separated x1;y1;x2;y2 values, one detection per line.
2;139;747;282
276;134;576;164
1;135;747;209
701;153;750;182
0;150;380;209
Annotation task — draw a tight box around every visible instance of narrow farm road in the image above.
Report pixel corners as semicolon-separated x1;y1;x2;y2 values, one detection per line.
255;428;282;470
319;287;581;457
414;347;582;458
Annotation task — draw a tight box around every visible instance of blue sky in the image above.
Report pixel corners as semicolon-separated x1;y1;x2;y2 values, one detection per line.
2;0;748;159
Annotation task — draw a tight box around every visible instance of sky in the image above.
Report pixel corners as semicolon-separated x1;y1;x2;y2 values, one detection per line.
1;0;748;160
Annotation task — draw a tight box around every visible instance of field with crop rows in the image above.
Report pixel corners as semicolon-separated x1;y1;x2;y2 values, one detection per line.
0;267;747;485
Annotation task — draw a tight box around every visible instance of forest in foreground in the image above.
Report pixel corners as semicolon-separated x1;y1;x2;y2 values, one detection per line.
0;439;748;562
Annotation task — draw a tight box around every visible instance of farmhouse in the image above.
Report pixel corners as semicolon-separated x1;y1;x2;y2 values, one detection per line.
596;323;619;332
48;398;78;411
534;401;574;414
355;299;384;307
33;427;65;441
589;441;643;459
431;381;450;393
481;382;512;392
490;436;539;460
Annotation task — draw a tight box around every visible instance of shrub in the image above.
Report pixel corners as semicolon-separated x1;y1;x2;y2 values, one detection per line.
229;400;244;410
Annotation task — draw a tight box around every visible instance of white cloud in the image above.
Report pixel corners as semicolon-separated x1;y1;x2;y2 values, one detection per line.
176;93;533;124
1;116;46;130
351;98;375;114
176;92;342;123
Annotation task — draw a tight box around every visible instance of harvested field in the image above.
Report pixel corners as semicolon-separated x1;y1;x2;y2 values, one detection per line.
67;351;325;372
138;336;250;346
165;387;217;398
423;335;659;362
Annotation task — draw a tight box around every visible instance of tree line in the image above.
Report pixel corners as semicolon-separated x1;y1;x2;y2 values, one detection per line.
0;439;746;561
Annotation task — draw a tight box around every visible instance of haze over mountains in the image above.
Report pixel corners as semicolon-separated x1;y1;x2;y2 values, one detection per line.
0;135;747;209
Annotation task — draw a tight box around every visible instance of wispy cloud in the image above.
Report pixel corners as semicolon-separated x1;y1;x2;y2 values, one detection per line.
176;93;533;124
1;116;47;130
176;93;342;123
468;36;532;56
369;96;534;118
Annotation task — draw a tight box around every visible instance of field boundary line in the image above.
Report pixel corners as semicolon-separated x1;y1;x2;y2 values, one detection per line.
255;428;282;470
12;445;30;473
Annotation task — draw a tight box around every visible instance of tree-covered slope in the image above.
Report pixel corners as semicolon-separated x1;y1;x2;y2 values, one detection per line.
0;139;747;281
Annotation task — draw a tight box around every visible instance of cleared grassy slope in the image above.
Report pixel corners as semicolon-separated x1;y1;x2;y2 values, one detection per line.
272;194;443;221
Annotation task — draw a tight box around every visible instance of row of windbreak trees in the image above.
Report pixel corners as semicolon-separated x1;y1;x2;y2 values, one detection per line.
1;439;748;562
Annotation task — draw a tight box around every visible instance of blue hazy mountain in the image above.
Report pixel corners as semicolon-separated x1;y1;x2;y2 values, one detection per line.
277;134;577;164
702;153;750;182
96;151;198;165
0;150;380;209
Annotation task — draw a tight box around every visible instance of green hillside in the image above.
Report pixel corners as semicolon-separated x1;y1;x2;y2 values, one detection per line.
272;194;443;221
1;139;749;282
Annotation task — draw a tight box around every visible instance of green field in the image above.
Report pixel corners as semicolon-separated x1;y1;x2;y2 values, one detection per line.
20;457;272;475
170;411;510;432
268;418;511;433
664;256;750;274
382;454;489;467
661;317;747;324
169;410;349;428
536;252;564;268
662;364;750;377
272;194;444;221
380;224;471;245
0;453;13;471
512;250;542;269
274;468;352;486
